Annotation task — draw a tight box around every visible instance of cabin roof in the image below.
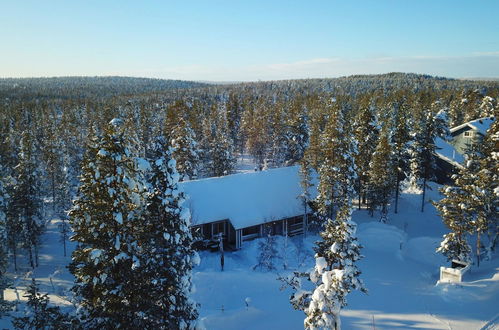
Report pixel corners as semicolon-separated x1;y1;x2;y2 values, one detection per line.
180;166;316;230
435;137;464;168
450;117;495;136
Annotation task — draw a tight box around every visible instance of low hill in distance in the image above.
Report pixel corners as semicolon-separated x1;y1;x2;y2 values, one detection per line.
0;76;209;101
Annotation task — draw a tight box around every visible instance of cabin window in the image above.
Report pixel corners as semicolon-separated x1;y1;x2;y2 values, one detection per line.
242;225;260;241
242;225;259;236
287;217;304;236
212;221;226;236
464;131;472;137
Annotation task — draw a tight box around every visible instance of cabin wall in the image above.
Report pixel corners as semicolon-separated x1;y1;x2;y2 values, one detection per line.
450;128;482;154
193;213;311;251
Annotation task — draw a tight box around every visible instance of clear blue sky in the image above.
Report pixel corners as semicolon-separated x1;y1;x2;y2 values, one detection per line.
1;0;498;81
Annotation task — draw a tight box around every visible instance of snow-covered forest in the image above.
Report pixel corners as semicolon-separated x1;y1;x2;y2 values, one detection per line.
0;73;498;329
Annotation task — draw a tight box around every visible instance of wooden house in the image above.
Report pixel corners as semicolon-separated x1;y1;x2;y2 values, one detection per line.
434;116;494;182
448;117;494;154
179;166;315;250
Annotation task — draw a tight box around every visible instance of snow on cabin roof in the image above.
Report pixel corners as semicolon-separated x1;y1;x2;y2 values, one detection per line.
179;166;314;230
450;117;495;135
435;137;464;168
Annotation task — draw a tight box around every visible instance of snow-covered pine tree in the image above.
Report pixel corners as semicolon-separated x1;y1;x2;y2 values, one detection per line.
367;124;394;222
137;136;199;329
390;100;411;214
69;119;148;328
408;103;448;212
299;157;314;233
11;130;43;269
479;95;496;118
475;114;498;260
0;167;12;314
226;92;244;156
305;205;366;330
462;89;484;122
286;100;365;329
57;162;72;257
164;100;189;143
353;100;379;210
268;103;288;168
171;118;200;181
254;225;279;272
284;98;309;166
433;140;491;265
12;278;73;329
433;183;474;263
241;99;270;168
41;120;66;214
316;98;356;222
305;103;326;170
447;96;464;128
207;103;236;177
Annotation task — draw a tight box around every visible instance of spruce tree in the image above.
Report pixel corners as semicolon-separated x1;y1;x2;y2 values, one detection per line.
433;136;496;266
12;278;73;329
433;182;474;263
226;92;244;156
462;89;483;122
69;119;148;328
353;101;379;210
206;104;236;177
0;168;12;315
254;226;279;272
475;114;498;260
390;100;411;214
408;104;448;212
305;104;326;170
316;98;356;221
268;103;287;168
367;125;394;222
447;95;465;127
170;118;200;181
137;137;199;329
11;130;43;269
286;100;366;329
305;206;366;330
284;98;309;165
241;100;270;167
479;95;496;117
299;157;314;232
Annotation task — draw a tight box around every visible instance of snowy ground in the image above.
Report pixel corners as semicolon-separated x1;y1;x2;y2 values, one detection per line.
2;182;498;329
235;153;259;174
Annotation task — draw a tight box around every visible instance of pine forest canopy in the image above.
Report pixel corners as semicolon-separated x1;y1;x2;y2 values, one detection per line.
1;73;499;103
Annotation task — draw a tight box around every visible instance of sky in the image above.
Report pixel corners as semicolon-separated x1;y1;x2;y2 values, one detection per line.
1;0;499;81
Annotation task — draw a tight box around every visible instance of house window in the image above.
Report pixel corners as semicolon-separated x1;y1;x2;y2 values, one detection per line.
212;221;226;237
242;225;259;236
464;131;472;137
242;225;260;241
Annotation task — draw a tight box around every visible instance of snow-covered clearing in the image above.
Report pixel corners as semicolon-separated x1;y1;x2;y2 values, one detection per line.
235;153;259;174
2;183;498;329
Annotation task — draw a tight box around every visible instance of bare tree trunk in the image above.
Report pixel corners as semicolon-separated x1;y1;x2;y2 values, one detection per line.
28;246;34;269
421;177;426;212
52;171;56;213
358;178;362;210
12;244;17;272
34;243;39;268
476;230;481;268
394;176;400;214
62;222;67;257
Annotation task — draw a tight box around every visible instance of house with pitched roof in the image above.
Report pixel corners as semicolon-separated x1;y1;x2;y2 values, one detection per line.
448;117;495;154
435;116;494;181
179;166;316;250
